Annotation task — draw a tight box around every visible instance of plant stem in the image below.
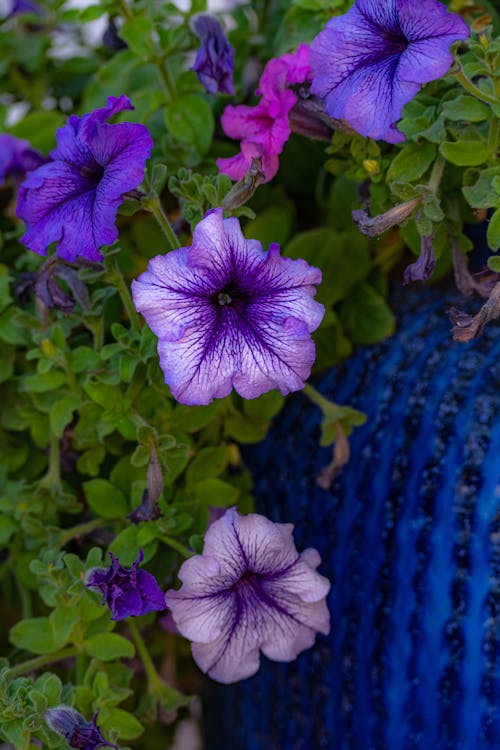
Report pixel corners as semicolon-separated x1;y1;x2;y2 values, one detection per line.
58;518;109;547
159;534;193;558
303;383;334;412
128;620;162;689
116;0;133;22
45;434;60;487
428;155;445;194
5;646;78;679
155;58;177;102
146;196;179;251
453;68;497;105
108;259;141;329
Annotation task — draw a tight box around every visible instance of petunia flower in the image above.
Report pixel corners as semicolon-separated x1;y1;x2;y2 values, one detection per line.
217;44;312;182
310;0;470;143
165;507;331;684
0;134;45;185
45;707;117;750
131;208;324;406
85;549;166;621
16;95;153;262
192;14;235;96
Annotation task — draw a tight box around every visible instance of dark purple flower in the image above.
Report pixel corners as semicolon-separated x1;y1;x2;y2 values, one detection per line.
16;95;153;262
9;0;43;16
310;0;470;143
85;549;166;621
132;208;324;406
403;232;435;283
0;134;45;184
45;707;117;750
192;14;235;96
165;508;330;683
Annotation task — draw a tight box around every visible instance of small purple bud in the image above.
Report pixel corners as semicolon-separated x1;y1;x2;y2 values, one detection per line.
45;707;117;750
85;549;166;620
403;233;436;284
128;489;161;523
191;14;235;96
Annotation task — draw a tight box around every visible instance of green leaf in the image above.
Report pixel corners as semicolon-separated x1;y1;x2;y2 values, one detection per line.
340;283;395;345
442;95;491;122
186;446;229;484
193;478;240;507
9;610;75;655
243;204;294;248
100;708;144;739
164;95;214;155
487;208;500;251
487;254;500;271
22;371;66;393
84;633;135;661
119;15;155;57
387;142;436;183
462;167;500;208
83;479;129;518
439;141;490;166
243;390;285;421
8;112;64;153
77;445;106;476
50;394;82;438
109;526;157;566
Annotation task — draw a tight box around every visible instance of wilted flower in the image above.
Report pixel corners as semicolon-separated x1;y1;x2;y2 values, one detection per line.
310;0;470;143
192;14;235;96
85;549;165;621
352;197;422;237
132;208;324;405
165;507;331;684
403;232;436;284
450;282;500;342
17;95;153;262
217;44;312;182
45;707;116;750
0;134;45;185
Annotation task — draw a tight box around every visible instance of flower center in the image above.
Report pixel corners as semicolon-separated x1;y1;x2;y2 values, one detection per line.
212;282;250;312
233;569;258;591
79;162;105;182
380;29;408;54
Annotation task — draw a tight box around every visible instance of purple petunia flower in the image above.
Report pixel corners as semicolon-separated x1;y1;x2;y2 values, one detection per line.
85;549;166;621
131;208;324;406
16;95;153;262
0;134;45;184
192;14;235;96
45;707;117;750
165;507;330;684
310;0;470;143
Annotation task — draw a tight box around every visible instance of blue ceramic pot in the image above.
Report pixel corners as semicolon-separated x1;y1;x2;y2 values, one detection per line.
204;288;500;750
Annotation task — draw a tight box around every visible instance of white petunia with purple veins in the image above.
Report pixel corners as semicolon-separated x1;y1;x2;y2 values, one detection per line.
132;208;324;405
165;507;331;684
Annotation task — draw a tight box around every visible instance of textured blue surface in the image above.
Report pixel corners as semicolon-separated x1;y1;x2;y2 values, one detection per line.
204;289;500;750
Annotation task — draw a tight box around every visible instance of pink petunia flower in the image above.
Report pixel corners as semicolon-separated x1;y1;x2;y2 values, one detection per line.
217;44;312;183
165;507;330;684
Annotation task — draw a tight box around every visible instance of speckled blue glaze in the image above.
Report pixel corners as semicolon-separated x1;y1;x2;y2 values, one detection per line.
204;288;500;750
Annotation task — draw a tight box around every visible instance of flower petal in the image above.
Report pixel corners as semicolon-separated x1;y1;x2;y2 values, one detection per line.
202;508;299;574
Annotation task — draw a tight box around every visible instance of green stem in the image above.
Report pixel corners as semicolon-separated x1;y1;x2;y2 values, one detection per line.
116;0;133;21
128;620;162;689
303;383;335;412
146;196;179;252
155;58;177;102
5;646;78;679
453;69;497;105
158;534;193;558
108;259;141;329
488;115;499;154
58;518;109;547
428;154;445;194
45;434;60;487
